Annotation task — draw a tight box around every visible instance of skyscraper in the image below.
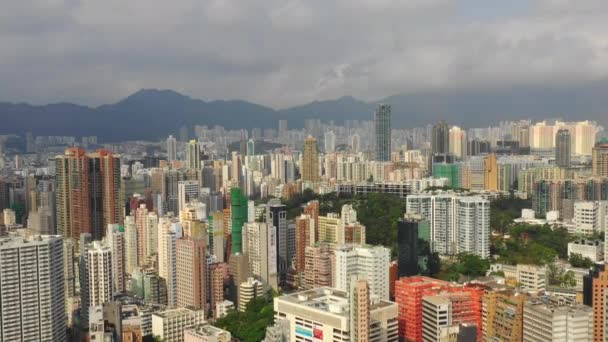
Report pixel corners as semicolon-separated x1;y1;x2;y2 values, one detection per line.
166;135;177;162
397;214;421;278
82;240;114;325
230;187;248;254
245;222;278;290
176;237;207;311
186;140;200;169
448;126;466;159
350;278;370;342
374;104;391;161
0;235;66;342
432;121;450;155
246;139;255;156
334;244;390;301
301;136;320;185
592;140;608;177
55;148;122;243
266;199;287;280
106;224;125;294
406;194;490;258
324;130;336;153
484;153;498;191
555;128;571;168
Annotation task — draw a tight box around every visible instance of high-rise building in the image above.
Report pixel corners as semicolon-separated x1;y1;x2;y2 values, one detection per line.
449;126;466;159
484;153;498;191
278;120;288;136
0;235;66;342
583;264;608;341
397;213;430;278
55;148;122;243
406;194;490;258
210;263;228;319
301;136;320;186
592;140;608;177
245;222;278;290
334;244;390;301
482;288;525;342
266;199;288;279
230;187;247;254
523;300;592;342
178;180;200;213
395;276;483;342
555;129;571;168
186;140;201;169
106;224;126;294
274;287;398;341
246;139;255;156
432;121;450;155
295;214;314;273
324;130;336;153
176;237;207;311
123;215;138;274
303;244;332;289
374;104;392;161
166;135;177;162
350;278;371;342
82;240;114;325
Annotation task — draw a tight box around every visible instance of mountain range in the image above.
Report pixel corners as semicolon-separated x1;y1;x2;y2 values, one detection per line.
2;81;608;142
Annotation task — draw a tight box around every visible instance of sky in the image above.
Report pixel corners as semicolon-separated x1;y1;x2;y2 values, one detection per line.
1;0;608;108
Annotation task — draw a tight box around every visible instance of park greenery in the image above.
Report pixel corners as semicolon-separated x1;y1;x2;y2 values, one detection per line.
437;253;491;281
280;190;589;281
282;191;406;256
214;297;274;342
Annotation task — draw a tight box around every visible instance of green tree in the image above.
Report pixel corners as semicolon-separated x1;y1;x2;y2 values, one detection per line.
569;253;594;269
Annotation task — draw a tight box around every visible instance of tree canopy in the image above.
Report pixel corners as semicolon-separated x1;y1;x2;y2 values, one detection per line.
213;297;274;342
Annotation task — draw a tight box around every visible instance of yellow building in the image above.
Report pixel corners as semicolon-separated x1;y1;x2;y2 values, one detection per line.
484;154;498;191
482;288;526;342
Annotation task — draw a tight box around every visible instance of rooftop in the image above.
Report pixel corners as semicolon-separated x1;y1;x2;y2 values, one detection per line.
277;287;395;316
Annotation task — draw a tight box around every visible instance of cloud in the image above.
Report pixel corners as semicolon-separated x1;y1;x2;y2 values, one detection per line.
1;0;608;108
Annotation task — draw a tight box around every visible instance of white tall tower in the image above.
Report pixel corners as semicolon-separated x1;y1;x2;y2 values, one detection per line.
0;235;66;341
166;135;177;162
87;241;113;307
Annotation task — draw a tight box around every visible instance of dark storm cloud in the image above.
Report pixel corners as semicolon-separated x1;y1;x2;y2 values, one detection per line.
1;0;608;107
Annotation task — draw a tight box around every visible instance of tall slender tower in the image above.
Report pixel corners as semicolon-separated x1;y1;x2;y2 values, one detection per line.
432;121;450;155
350;278;370;342
266;199;287;281
555;129;571;168
231;187;247;254
301;136;319;185
186;140;201;169
592;140;608;177
166;135;177;162
176;237;207;311
374;104;392;161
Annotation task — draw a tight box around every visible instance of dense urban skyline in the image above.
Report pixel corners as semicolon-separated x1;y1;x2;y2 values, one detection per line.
3;1;608;341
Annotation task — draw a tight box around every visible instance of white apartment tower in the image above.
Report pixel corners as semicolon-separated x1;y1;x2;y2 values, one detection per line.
0;235;66;341
334;244;390;301
246;222;278;290
407;194;490;258
166;135;177;162
87;241;114;307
